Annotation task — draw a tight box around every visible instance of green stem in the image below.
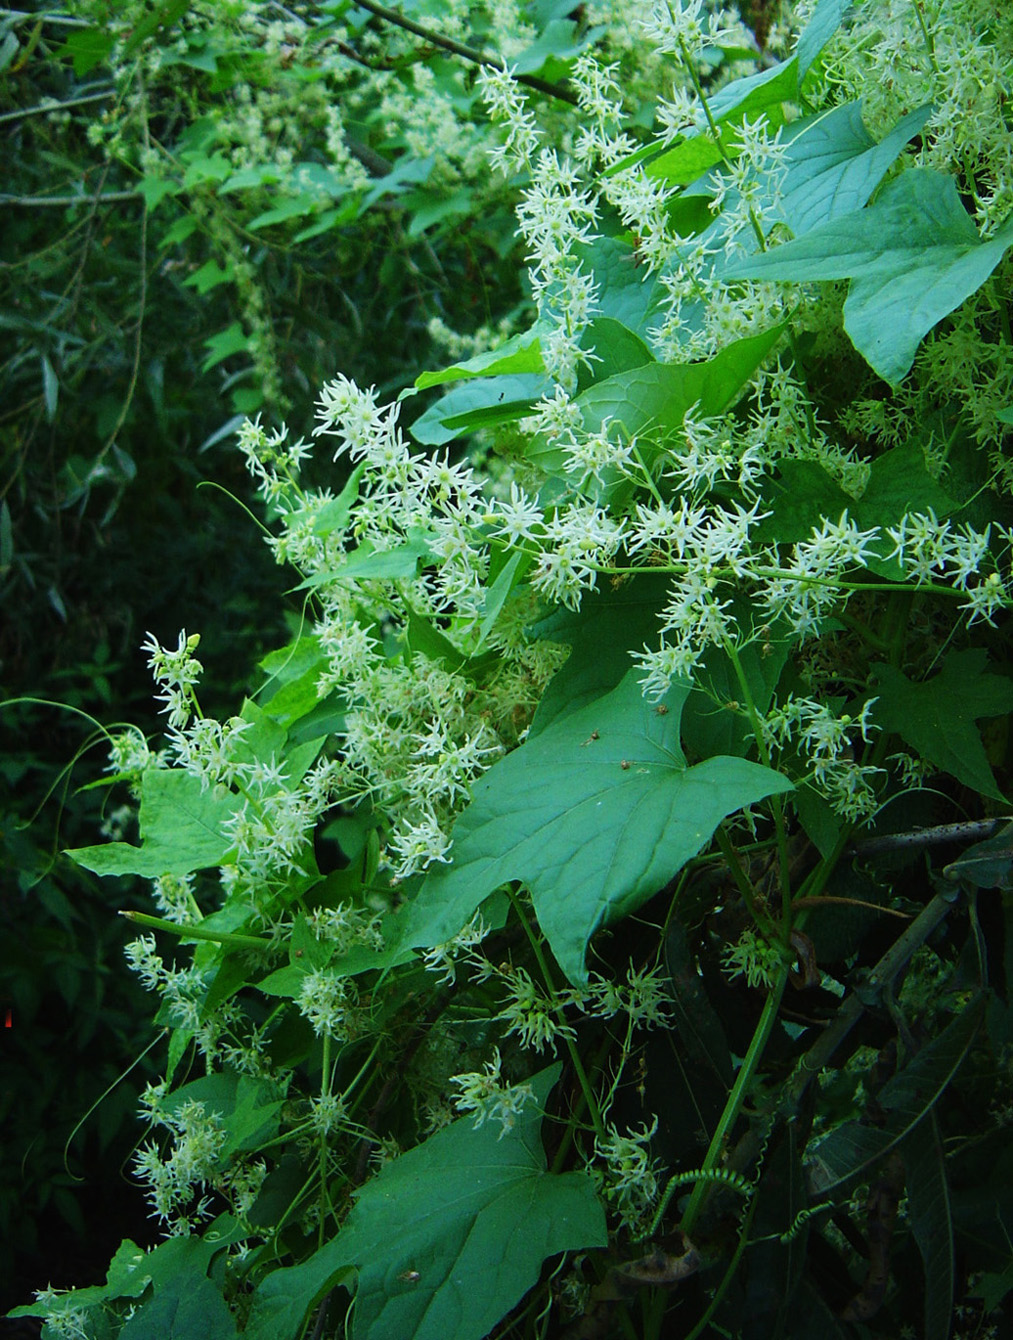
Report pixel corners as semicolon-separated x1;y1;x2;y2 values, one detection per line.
0;88;116;126
120;909;270;951
677;969;787;1238
912;0;940;75
508;890;607;1142
318;1032;332;1250
721;632;792;924
630;437;665;506
550;1028;614;1173
591;560;967;601
0;189;144;207
682;1194;760;1340
714;825;778;938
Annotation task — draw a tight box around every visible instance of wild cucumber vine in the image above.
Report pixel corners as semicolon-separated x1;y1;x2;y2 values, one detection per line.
13;2;1013;1338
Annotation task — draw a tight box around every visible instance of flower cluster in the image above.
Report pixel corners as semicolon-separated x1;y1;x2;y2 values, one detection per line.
722;928;785;991
593;1117;662;1232
762;695;882;822
450;1049;537;1138
132;1097;228;1233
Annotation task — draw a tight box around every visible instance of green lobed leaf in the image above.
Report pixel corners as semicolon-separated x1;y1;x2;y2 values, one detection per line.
871;650;1013;803
406;669;792;984
67;767;239;877
646;135;726;188
754;460;852;545
118;1269;238;1340
244;1253;354;1340
259;634;331;729
572;234;665;338
7;1224;242;1324
943;821;1013;891
201;322;250;373
756;442;956;577
182;259;233;294
681;611;793;761
248;194;322;230
575;315;654;392
294;532;434;589
725;170;1013;382
326;1064;606;1340
776;101;933;237
855;442;956;576
57;27;114;75
704;56;799;126
527;572;670;731
158;1069;285;1160
511;18;587;75
122;0;192;59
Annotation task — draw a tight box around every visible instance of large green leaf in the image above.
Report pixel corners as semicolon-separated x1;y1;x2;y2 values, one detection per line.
8;1227;242;1330
118;1270;238;1340
754;460;852;545
406;669;792;984
796;0;852;80
756;443;956;577
573;234;665;338
777;101;933;237
244;1253;354;1340
575;324;785;441
855;442;956;577
414;329;547;390
408;375;547;446
327;1064;605;1340
529;573;671;731
705;56;799;126
725;170;1013;382
67;767;238;877
294;532;434;589
871;650;1013;803
575;316;654;392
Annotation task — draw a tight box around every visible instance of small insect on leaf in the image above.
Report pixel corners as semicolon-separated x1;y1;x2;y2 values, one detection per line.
620;759;631;770
580;730;600;746
397;1270;420;1283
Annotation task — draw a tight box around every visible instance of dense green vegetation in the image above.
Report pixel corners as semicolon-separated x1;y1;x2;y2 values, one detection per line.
4;2;1013;1338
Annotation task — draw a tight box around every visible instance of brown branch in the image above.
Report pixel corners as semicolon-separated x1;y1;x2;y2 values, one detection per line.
352;0;578;105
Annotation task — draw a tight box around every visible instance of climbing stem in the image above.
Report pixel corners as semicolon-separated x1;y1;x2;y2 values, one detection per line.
509;889;607;1142
678;968;787;1238
721;632;792;926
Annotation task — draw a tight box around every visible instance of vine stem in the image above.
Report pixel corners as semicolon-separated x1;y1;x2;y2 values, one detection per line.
714;825;778;937
676;968;787;1238
318;1032;332;1250
508;889;607;1142
720;631;792;925
351;0;577;104
681;1194;760;1340
120;909;270;950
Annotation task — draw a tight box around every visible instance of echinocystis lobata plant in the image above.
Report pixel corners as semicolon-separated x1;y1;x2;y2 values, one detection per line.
13;2;1013;1337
